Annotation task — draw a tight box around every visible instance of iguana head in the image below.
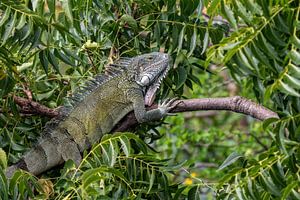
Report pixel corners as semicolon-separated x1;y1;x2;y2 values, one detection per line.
133;52;170;106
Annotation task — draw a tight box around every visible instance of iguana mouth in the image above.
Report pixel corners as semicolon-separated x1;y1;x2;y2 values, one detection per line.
144;63;170;106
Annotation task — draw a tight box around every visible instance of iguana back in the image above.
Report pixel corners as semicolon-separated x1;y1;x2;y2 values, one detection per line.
6;52;173;176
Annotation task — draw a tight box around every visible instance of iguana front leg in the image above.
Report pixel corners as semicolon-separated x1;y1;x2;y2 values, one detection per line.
128;89;177;123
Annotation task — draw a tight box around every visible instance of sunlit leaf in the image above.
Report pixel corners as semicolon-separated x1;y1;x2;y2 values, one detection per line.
201;28;209;55
218;152;243;170
188;26;197;57
0;6;11;26
278;81;300;97
284;74;300;89
289;49;300;65
15;14;26;30
291;35;300;49
2;11;17;44
220;1;237;30
177;24;186;52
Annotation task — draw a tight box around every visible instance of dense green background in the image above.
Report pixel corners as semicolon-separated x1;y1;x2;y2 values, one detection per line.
0;0;299;199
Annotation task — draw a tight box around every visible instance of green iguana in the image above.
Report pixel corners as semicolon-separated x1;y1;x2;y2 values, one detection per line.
6;52;175;177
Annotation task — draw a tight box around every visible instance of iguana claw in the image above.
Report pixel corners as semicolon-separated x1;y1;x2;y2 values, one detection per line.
158;97;180;116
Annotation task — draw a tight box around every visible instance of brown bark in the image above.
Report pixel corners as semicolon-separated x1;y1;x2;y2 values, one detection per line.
12;96;59;118
9;95;278;131
113;96;278;132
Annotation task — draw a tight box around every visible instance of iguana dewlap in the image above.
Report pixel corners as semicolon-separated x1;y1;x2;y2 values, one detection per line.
6;52;174;177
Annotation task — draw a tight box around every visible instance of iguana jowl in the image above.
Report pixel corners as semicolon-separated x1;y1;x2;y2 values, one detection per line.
6;52;175;176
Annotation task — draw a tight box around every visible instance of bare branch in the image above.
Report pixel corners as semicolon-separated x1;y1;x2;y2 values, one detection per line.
12;96;59;118
8;95;278;132
113;96;278;132
171;96;278;120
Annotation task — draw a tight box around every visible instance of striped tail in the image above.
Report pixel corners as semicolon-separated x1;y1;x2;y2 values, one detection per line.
6;129;82;177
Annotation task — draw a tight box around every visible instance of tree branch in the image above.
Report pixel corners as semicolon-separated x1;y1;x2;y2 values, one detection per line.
12;96;59;118
113;96;278;132
9;95;278;131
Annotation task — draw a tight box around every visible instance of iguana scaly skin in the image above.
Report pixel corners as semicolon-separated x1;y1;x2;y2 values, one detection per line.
6;52;174;177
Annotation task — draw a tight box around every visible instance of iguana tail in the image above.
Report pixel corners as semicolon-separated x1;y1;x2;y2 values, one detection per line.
6;128;81;177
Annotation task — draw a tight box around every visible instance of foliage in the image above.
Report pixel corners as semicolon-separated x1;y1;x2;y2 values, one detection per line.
0;133;188;199
0;0;299;199
205;0;300;199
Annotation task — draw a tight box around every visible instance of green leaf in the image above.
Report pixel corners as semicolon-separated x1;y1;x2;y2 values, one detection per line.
265;26;286;47
284;74;300;89
174;186;187;200
188;26;197;57
154;23;161;47
247;177;258;199
19;19;33;41
147;167;155;194
289;49;300;65
82;167;128;189
291;35;300;49
260;170;281;196
275;13;289;34
220;1;237;30
262;117;279;130
54;48;75;66
292;190;300;200
250;43;271;67
237;49;254;71
288;63;300;78
62;0;74;23
62;48;80;61
39;50;49;74
47;0;55;14
201;28;209;55
187;186;201;200
177;24;186;52
278;80;300;97
0;6;11;27
175;66;187;90
171;24;179;51
235;176;247;200
207;0;220;16
275;122;288;155
234;0;252;24
173;50;185;68
119;136;131;157
109;140;118;167
0;148;7;170
36;87;57;101
2;11;17;44
47;50;60;73
120;14;137;30
218;152;243;170
222;41;241;51
15;14;26;30
243;0;262;15
28;27;41;51
0;168;8;200
257;33;279;61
